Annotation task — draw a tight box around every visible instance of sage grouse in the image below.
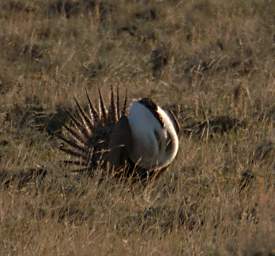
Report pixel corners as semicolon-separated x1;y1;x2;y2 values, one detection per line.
58;87;180;182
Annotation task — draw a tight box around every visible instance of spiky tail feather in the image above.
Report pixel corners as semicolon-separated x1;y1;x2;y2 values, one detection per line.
57;87;128;174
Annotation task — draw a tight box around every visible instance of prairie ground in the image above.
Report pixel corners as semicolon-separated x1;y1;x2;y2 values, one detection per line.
0;0;275;255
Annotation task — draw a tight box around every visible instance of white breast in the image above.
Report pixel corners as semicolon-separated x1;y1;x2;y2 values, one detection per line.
127;101;179;169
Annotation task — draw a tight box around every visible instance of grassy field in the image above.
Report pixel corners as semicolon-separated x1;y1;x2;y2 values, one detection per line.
0;0;275;255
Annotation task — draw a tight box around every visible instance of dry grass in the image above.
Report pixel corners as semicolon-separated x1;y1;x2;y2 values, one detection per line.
1;0;275;255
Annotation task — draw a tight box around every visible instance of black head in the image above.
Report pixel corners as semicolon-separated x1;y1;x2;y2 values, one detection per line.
138;98;164;127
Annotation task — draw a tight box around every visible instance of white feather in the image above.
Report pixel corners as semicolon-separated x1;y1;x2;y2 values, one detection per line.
127;100;179;169
156;106;179;167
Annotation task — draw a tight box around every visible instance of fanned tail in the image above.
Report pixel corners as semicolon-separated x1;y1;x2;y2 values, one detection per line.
57;87;128;172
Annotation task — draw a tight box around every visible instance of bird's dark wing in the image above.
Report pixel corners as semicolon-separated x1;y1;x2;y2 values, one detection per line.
107;115;133;168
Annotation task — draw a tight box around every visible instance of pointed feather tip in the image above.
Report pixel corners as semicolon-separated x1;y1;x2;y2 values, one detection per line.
64;108;91;138
108;85;118;122
85;88;100;122
73;96;94;132
97;87;107;121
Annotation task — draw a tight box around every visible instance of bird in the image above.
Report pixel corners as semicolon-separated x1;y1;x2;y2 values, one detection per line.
57;87;180;183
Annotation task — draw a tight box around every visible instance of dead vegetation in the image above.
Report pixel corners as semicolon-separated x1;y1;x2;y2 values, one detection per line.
0;0;275;255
